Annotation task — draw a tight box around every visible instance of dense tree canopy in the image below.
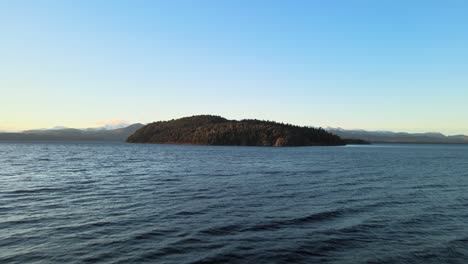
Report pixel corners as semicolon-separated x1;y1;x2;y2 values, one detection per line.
127;115;345;147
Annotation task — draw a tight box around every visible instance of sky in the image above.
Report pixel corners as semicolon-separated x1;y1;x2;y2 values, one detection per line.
1;0;467;134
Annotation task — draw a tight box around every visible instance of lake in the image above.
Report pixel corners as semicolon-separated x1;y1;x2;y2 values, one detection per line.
1;142;468;263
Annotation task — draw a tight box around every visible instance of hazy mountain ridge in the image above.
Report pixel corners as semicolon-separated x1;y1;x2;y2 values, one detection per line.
2;122;466;144
0;124;144;141
327;128;468;144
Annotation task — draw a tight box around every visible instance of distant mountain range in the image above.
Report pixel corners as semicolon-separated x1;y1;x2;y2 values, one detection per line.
327;128;468;144
1;122;466;144
0;124;144;142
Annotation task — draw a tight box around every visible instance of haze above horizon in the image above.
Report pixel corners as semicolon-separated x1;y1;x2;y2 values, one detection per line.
1;1;467;134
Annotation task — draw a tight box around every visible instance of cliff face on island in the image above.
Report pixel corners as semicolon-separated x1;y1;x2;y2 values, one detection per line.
127;115;345;147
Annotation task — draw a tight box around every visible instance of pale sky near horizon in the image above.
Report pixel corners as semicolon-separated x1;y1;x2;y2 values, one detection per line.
1;1;467;134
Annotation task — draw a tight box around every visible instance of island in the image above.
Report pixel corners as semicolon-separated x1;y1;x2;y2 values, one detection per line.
127;115;350;147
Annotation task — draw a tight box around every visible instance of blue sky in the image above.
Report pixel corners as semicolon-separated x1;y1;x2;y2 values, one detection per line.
1;0;467;134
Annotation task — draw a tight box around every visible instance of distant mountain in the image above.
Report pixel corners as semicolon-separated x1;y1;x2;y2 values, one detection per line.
128;115;346;146
0;124;144;142
327;128;468;144
87;123;132;130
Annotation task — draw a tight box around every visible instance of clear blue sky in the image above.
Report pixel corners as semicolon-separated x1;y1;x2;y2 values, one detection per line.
1;0;467;134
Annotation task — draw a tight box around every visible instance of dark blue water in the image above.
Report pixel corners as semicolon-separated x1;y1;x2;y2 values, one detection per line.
1;142;468;263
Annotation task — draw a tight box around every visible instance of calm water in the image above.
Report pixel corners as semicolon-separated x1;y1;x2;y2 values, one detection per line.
1;142;468;263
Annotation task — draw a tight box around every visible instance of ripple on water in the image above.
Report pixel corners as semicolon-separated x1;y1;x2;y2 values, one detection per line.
1;142;468;264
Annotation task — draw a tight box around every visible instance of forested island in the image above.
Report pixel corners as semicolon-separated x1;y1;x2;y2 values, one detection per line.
127;115;348;146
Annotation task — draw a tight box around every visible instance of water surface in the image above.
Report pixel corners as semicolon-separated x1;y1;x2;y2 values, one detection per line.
1;142;468;263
